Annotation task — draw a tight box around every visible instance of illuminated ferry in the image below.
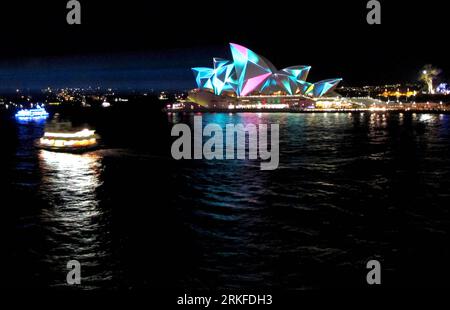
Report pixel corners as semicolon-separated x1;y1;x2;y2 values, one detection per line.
38;122;99;153
15;107;49;121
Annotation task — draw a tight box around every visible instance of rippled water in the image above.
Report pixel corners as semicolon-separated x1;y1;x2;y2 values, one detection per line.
2;111;450;288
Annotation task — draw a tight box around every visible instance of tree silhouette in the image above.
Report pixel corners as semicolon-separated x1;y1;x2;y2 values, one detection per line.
419;65;441;94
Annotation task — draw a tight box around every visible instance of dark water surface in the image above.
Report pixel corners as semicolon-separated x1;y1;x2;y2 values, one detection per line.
1;110;450;289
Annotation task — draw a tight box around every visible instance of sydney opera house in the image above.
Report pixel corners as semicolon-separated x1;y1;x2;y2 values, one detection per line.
186;43;344;110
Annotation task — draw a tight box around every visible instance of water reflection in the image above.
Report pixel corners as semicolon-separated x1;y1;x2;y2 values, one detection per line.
40;151;101;207
419;113;436;123
7;111;449;289
38;151;112;289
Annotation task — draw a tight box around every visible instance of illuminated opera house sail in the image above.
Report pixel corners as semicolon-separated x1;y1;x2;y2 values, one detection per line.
192;43;342;98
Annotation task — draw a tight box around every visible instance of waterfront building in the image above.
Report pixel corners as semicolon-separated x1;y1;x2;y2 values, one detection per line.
189;43;342;109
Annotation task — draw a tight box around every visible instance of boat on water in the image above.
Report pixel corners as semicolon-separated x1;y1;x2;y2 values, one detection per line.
37;122;100;153
15;107;49;121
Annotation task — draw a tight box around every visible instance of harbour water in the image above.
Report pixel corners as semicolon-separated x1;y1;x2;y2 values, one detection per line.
1;109;450;289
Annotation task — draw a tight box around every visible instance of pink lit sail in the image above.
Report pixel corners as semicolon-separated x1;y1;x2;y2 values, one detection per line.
230;43;248;57
241;73;271;96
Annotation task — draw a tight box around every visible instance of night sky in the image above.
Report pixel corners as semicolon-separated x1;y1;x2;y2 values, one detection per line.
0;0;448;91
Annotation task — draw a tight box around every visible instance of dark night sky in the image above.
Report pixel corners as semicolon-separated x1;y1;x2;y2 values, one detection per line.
0;0;448;91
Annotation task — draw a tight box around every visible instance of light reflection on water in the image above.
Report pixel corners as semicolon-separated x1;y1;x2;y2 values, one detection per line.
38;151;112;289
419;113;436;122
39;151;102;208
168;112;450;288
